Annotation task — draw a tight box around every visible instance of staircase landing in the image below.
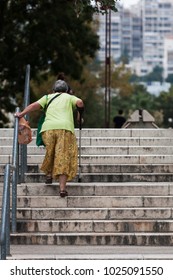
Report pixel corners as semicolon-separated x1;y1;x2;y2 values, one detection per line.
9;245;173;260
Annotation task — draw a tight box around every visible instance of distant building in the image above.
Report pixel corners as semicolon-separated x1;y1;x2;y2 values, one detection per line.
163;36;173;78
97;9;122;61
142;0;173;71
97;0;173;79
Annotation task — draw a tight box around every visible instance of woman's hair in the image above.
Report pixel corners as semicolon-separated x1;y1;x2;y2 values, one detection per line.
53;79;68;92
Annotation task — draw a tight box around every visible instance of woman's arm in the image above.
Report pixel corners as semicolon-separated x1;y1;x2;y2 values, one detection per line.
15;101;42;118
76;99;84;108
76;99;84;124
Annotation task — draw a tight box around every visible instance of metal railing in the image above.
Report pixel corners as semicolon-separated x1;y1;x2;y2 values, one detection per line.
20;64;30;182
1;164;14;260
0;111;19;259
0;65;30;260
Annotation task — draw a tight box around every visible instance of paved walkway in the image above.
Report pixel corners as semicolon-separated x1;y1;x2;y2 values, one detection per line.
8;245;173;260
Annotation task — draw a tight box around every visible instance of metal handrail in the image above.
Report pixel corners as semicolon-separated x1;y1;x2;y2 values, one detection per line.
0;110;19;260
20;64;30;182
1;164;15;260
11;108;19;232
0;64;30;260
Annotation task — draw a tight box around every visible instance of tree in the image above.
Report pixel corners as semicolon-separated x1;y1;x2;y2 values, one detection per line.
111;83;158;127
166;74;173;84
142;66;163;83
69;67;105;128
155;86;173;127
73;0;119;16
111;64;134;97
0;0;102;126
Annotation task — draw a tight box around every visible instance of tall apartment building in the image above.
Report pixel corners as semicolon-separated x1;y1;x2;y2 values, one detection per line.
121;4;143;61
142;0;173;69
97;9;122;61
163;35;173;78
97;0;173;78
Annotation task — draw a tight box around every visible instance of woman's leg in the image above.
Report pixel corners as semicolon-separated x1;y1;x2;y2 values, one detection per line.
59;174;67;192
59;174;68;197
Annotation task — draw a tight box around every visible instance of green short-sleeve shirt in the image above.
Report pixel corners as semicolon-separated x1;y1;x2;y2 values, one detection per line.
37;93;80;134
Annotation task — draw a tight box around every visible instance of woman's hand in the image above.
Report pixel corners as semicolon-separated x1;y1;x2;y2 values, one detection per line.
14;112;23;118
77;112;84;126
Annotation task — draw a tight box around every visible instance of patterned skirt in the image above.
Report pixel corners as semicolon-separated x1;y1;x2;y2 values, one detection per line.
41;129;78;181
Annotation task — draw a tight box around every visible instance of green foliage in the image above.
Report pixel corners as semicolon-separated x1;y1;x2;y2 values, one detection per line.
29;61;173;129
1;0;172;129
74;0;119;16
70;68;105;128
111;64;134;97
155;86;173;127
166;74;173;84
140;66;164;83
0;0;100;126
111;84;157;126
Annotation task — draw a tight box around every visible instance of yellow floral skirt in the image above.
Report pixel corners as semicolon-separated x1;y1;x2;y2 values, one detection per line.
41;129;78;181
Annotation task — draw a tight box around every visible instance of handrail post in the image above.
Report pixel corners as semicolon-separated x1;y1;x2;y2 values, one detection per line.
6;166;11;256
20;64;30;182
23;64;30;110
1;164;11;259
11;108;19;233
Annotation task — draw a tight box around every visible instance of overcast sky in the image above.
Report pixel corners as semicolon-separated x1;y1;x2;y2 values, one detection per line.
120;0;139;7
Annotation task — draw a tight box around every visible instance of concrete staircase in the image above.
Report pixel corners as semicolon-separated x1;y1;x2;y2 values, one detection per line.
1;128;173;248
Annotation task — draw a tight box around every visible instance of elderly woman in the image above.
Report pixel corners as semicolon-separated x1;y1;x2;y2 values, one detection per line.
15;80;84;197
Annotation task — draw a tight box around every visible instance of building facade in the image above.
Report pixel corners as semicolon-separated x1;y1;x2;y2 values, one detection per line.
97;0;173;78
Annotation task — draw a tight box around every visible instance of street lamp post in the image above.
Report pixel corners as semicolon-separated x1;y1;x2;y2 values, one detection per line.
105;9;111;128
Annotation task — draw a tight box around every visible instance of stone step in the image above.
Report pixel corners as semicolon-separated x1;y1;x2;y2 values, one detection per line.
2;137;173;147
3;195;172;208
10;232;173;246
1;182;173;196
1;128;173;138
11;207;173;220
7;245;173;260
78;137;173;146
1;172;173;184
3;194;173;210
2;154;173;165
9;172;173;183
80;164;173;173
0;164;40;173
80;155;173;164
81;146;173;155
2;145;173;156
74;128;173;138
1;163;173;173
15;219;173;233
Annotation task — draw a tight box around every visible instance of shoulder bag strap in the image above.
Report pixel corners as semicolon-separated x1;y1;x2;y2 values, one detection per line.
45;93;61;111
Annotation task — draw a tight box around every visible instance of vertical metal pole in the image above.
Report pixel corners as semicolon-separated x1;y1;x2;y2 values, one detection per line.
12;108;19;232
78;115;82;182
1;164;10;259
105;12;108;127
21;64;30;182
6;166;11;256
1;243;6;260
105;9;111;128
108;10;111;127
23;64;31;110
105;13;108;127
